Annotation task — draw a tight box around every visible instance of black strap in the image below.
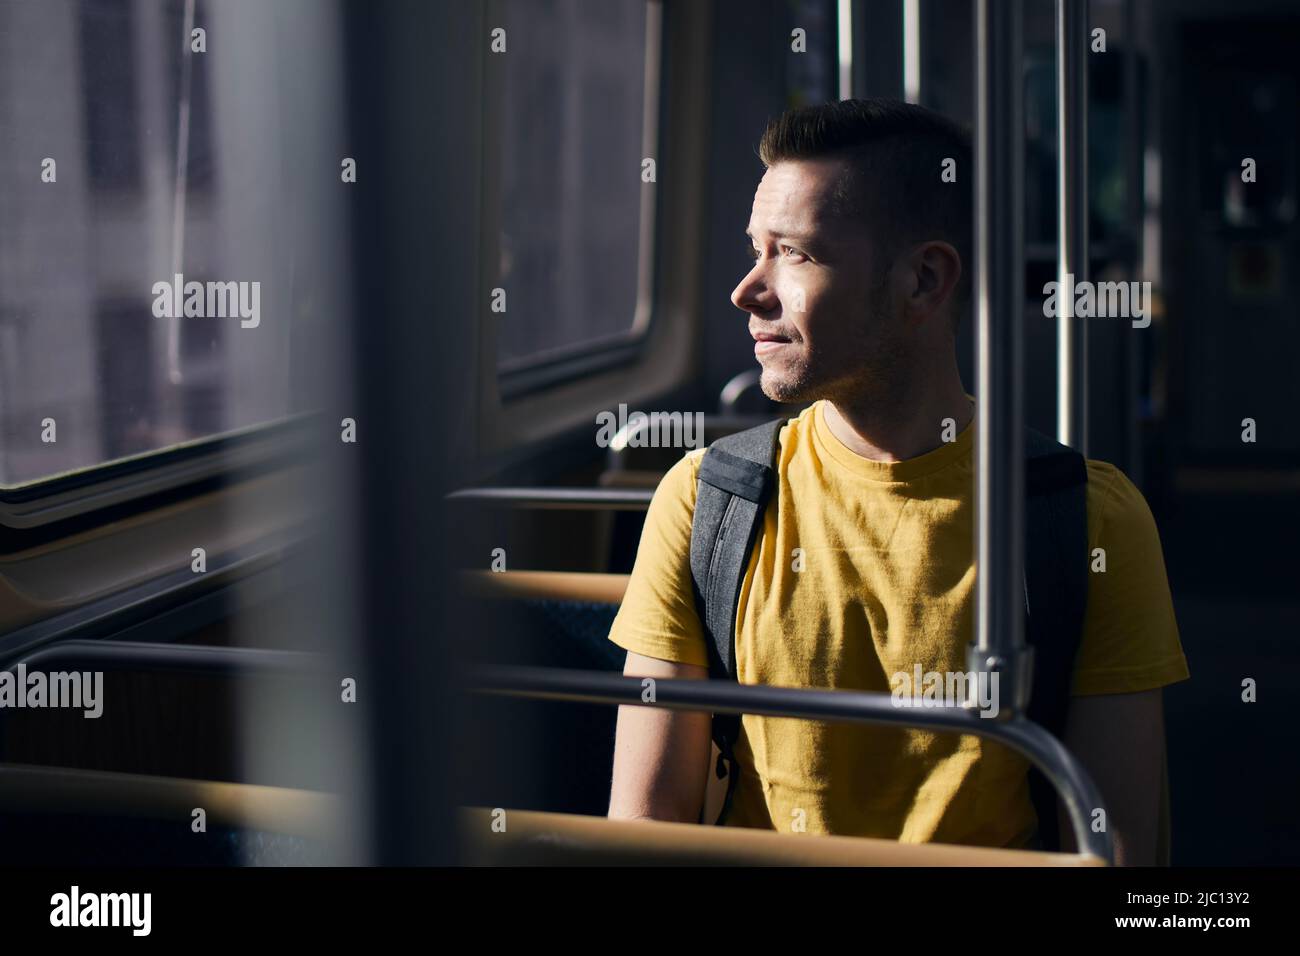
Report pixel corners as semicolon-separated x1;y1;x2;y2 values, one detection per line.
689;418;784;825
1022;427;1089;851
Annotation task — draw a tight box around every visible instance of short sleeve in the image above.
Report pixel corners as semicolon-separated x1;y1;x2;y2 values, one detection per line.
606;448;711;667
1071;462;1191;695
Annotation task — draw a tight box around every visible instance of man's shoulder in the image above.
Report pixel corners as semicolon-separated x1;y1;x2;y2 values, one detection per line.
1081;458;1161;544
670;445;707;482
644;447;707;522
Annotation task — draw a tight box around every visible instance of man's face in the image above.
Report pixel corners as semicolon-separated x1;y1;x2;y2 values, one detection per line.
731;157;908;405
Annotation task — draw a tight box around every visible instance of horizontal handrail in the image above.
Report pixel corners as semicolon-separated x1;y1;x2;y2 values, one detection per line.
446;487;653;510
718;368;764;416
472;665;1114;864
6;639;325;676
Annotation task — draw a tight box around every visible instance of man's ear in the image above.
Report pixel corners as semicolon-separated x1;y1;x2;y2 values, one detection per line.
905;240;962;322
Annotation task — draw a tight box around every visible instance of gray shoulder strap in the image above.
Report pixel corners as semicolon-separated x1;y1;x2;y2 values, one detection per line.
1022;425;1089;852
1022;425;1089;739
689;418;785;684
689;417;784;825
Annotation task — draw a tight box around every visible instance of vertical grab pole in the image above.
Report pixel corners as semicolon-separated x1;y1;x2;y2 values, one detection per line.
970;0;1031;717
1056;0;1089;452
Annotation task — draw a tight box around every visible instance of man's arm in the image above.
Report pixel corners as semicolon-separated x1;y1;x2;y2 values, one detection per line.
608;650;714;823
1057;688;1166;865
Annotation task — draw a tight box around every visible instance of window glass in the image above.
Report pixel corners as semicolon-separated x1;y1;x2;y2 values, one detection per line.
494;0;654;372
1024;50;1132;249
0;0;346;488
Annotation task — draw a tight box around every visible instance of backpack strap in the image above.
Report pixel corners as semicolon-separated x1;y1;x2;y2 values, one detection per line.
1022;427;1089;851
688;417;785;825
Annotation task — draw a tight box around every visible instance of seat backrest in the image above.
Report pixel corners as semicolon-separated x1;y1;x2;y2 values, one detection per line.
459;807;1108;866
0;764;333;864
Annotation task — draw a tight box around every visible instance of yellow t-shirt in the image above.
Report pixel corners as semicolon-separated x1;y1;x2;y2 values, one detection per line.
607;399;1189;848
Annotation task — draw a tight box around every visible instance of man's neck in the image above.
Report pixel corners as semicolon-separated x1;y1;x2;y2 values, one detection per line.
822;372;974;463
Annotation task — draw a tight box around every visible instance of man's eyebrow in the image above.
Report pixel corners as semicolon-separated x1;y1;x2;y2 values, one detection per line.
745;228;816;244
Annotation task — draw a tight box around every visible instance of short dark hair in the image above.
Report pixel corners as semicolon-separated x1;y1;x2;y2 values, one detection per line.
757;98;973;323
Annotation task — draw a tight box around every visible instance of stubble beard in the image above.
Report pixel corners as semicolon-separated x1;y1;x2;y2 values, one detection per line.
757;277;902;406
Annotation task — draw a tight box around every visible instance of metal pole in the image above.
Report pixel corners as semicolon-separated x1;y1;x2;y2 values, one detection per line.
971;0;1030;717
848;0;903;101
474;666;1114;863
838;0;854;100
1122;0;1142;485
1056;0;1089;452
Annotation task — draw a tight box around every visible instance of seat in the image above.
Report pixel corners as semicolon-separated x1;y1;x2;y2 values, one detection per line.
0;763;336;865
462;571;631;817
458;808;1107;866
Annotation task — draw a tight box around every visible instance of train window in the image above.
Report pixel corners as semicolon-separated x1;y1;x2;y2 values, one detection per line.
489;0;660;386
1024;47;1135;253
0;0;344;491
1199;71;1296;228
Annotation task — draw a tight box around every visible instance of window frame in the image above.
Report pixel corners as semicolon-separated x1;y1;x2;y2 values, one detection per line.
0;415;313;531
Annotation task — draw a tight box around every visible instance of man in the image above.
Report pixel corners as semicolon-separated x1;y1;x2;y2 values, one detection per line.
605;99;1188;864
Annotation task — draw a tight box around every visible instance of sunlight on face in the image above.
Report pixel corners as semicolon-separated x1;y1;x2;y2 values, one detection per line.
730;158;906;405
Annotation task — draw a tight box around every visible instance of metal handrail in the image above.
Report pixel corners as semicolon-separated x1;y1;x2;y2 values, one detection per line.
1056;0;1089;452
718;368;763;415
6;640;325;676
971;0;1033;720
473;665;1113;863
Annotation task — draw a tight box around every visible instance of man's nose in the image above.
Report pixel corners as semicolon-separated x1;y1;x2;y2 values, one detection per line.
731;265;773;315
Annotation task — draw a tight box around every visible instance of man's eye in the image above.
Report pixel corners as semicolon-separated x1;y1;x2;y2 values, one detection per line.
782;246;805;259
745;246;761;261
